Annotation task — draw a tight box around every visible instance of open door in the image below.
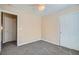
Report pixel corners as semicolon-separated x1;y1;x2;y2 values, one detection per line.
0;12;17;52
2;13;17;44
0;12;1;53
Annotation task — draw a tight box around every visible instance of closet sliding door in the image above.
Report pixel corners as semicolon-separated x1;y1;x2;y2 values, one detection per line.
60;13;79;51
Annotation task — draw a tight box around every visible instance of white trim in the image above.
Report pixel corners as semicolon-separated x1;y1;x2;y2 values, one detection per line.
17;38;42;46
42;39;59;46
0;9;18;15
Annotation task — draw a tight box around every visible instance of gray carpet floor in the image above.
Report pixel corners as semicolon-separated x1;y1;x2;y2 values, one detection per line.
1;40;79;55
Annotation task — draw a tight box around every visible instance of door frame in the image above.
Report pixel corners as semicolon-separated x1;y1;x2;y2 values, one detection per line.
1;12;18;49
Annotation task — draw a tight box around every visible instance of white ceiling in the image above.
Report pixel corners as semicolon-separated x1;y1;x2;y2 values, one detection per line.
0;4;77;16
41;4;75;15
30;4;76;15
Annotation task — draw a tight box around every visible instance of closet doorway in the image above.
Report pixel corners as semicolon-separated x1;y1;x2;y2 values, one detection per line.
59;13;79;50
1;12;17;48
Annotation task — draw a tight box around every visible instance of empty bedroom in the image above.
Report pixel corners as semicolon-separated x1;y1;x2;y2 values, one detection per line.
0;4;79;55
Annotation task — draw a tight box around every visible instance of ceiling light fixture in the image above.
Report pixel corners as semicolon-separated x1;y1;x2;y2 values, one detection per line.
36;4;45;11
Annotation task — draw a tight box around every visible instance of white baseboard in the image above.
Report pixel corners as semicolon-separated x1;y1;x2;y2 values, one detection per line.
42;38;79;51
17;38;79;51
17;38;42;46
60;45;79;51
42;38;59;46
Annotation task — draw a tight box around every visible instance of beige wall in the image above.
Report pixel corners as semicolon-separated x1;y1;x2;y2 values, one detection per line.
0;5;41;46
42;15;59;45
42;5;79;45
18;12;41;46
0;5;79;47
